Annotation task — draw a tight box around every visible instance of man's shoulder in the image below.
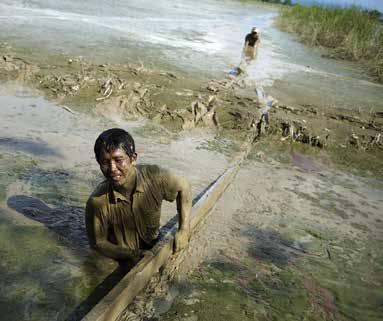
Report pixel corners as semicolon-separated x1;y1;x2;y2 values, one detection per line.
137;164;176;187
87;181;108;206
137;164;164;177
137;164;180;202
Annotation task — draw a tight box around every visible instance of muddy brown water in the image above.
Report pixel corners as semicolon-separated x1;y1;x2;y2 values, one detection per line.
0;83;231;321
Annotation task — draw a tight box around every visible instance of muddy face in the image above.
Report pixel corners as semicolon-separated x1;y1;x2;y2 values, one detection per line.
98;148;137;187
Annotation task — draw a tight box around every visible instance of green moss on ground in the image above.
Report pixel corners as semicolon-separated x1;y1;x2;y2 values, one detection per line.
248;133;383;179
162;229;382;321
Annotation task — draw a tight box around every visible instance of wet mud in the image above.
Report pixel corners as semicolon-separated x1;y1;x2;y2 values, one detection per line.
121;155;383;321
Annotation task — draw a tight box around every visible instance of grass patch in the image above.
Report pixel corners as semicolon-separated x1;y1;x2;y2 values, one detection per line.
249;132;383;179
277;5;383;82
327;143;383;178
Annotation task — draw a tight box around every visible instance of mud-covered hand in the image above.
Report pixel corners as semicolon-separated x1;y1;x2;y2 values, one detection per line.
174;228;190;253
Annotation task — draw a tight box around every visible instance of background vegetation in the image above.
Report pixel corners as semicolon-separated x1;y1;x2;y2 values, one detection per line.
277;5;383;82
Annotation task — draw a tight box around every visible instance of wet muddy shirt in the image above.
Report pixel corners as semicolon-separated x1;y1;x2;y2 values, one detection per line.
85;165;179;253
245;33;259;47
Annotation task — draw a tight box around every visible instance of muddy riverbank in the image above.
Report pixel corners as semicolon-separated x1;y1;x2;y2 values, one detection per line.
1;44;382;178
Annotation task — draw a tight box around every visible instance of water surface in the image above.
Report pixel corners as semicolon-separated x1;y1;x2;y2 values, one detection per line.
1;0;382;110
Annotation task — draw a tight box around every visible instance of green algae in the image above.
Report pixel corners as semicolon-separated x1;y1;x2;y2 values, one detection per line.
327;144;383;179
0;212;113;321
162;259;318;321
0;217;71;320
0;153;37;201
132;122;178;142
196;134;241;158
300;237;383;321
161;223;382;321
247;128;383;179
0;147;113;320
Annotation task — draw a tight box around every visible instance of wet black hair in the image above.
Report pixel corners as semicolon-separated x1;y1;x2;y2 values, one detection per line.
94;128;135;162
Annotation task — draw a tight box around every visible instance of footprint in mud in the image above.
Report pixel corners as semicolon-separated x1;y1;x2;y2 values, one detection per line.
7;195;88;248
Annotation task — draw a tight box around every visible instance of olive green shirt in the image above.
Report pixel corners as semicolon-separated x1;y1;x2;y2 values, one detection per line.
85;165;179;254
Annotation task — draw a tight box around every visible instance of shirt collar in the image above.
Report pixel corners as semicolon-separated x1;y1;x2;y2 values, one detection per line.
108;166;144;203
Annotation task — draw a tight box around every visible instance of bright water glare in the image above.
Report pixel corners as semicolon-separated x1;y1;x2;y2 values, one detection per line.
1;1;382;107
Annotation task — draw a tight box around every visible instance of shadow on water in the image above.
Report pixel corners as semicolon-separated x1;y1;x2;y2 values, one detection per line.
243;226;301;267
7;195;89;249
0;137;61;157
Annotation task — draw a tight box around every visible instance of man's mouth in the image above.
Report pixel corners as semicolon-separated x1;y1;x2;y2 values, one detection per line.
110;174;122;181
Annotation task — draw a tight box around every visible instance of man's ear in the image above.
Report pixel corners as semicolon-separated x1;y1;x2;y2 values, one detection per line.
131;153;138;165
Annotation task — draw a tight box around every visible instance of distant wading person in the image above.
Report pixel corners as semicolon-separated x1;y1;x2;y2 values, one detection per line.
242;27;260;63
85;128;191;266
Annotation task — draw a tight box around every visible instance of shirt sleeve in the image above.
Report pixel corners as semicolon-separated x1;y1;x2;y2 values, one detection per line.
85;197;107;247
160;168;180;202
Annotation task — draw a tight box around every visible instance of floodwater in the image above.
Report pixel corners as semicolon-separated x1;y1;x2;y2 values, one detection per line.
0;83;229;321
1;0;383;320
1;0;382;110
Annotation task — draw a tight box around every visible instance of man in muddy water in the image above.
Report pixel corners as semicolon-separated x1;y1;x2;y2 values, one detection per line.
85;128;191;266
242;27;260;63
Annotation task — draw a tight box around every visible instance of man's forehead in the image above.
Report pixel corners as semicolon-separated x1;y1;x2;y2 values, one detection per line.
100;147;129;158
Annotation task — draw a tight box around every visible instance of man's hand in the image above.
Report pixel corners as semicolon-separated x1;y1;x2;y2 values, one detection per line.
174;228;190;253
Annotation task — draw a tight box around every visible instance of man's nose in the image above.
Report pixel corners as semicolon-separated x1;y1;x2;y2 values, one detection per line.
109;161;118;172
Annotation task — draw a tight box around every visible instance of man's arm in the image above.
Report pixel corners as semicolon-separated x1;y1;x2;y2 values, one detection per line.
174;176;192;252
161;171;192;252
85;199;140;261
